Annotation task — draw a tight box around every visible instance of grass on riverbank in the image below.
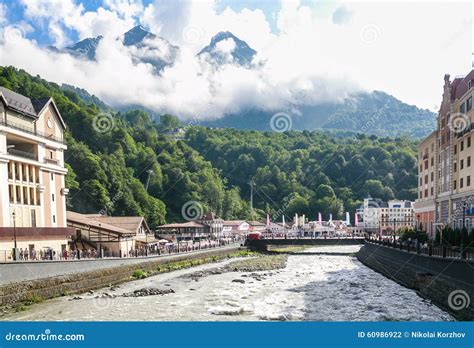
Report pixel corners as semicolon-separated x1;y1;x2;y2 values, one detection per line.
224;254;288;272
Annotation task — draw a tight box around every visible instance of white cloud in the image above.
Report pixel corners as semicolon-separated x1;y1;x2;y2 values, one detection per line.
1;0;471;119
0;3;8;25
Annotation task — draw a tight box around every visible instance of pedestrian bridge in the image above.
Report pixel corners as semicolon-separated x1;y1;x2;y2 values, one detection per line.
245;237;365;251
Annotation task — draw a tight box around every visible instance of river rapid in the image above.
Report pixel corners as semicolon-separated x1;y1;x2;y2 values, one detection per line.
4;245;453;321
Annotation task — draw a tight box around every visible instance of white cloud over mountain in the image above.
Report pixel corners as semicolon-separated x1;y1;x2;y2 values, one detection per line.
0;0;471;119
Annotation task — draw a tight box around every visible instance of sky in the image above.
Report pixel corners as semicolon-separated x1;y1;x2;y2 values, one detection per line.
0;0;472;119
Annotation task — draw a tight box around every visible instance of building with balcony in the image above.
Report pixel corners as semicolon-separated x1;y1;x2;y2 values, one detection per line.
414;131;437;238
0;87;72;260
358;197;415;236
415;70;474;236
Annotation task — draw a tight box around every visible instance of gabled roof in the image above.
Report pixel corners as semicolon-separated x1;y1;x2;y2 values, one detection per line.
223;220;247;226
453;70;474;100
67;211;134;235
86;215;149;234
0;86;66;129
0;86;37;117
158;221;206;228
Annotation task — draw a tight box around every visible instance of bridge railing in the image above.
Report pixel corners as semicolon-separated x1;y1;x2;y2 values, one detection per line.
366;238;474;260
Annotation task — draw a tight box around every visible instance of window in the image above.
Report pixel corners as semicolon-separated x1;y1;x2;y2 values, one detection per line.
431;187;434;196
460;178;464;188
468;156;471;167
454;180;457;190
52;194;55;202
454;162;457;172
460;102;466;113
468;176;471;187
52;215;56;223
454;145;457;155
51;173;53;180
467;96;472;111
461;160;464;170
461;141;464;152
431;157;434;166
431;172;434;181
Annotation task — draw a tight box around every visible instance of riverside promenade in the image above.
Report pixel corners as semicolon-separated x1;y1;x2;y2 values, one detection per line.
0;243;241;285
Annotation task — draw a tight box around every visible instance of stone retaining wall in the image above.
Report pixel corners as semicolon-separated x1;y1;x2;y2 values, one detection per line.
357;242;474;321
0;246;240;311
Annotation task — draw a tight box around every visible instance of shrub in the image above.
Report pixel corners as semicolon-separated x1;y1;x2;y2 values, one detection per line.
132;269;148;279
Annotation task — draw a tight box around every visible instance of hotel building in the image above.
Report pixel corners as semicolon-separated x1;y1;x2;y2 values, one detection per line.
0;86;73;260
414;70;474;237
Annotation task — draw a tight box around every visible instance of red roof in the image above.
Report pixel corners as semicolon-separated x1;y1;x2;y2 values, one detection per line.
452;70;474;100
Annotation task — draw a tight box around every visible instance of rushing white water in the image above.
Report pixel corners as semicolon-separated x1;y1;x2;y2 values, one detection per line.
4;246;453;321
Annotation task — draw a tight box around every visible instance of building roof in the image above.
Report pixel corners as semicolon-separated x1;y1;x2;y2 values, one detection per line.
0;86;66;129
157;221;206;229
223;220;247;226
0;86;37;117
83;215;149;234
453;70;474;100
66;211;134;235
248;220;266;226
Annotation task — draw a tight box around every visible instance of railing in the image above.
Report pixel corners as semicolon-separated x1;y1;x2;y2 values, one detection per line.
0;118;65;144
0;238;242;262
7;148;37;161
44;157;59;165
366;237;474;260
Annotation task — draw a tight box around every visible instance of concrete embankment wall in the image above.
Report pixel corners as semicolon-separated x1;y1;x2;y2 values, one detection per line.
357;242;474;321
0;246;241;310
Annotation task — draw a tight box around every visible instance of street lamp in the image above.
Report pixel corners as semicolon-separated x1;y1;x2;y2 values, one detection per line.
12;212;17;261
145;170;154;192
98;223;102;258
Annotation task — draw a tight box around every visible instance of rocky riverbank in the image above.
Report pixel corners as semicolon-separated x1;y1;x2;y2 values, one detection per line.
183;254;288;281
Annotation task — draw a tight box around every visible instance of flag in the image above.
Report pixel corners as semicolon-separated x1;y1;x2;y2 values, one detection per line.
318;212;322;224
282;215;285;226
329;214;333;222
345;212;350;225
266;213;270;227
355;212;359;226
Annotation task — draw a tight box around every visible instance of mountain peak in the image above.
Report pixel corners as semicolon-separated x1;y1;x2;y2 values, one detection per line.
65;35;103;60
199;31;256;67
123;25;155;46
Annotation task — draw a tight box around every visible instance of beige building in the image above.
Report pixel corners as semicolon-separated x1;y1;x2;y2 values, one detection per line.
0;87;73;260
415;70;474;235
0;87;68;228
67;212;154;257
414;131;437;238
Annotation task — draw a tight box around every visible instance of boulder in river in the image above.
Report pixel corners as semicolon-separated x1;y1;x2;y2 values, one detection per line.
231;279;245;284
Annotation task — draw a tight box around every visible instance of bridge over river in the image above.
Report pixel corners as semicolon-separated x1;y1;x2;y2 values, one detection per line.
245;237;365;251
